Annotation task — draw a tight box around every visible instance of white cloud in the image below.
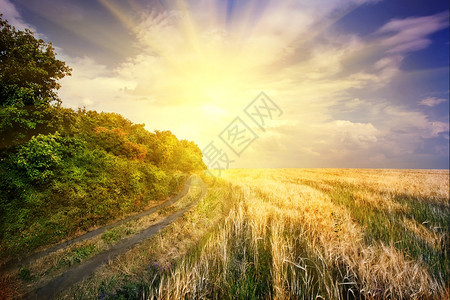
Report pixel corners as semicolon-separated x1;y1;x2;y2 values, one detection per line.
386;106;447;138
0;0;35;31
430;122;449;138
377;11;449;54
81;97;94;106
324;120;380;145
418;97;446;107
58;56;137;110
0;0;52;42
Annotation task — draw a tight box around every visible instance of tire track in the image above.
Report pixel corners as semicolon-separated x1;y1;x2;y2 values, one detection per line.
25;176;207;300
0;176;193;275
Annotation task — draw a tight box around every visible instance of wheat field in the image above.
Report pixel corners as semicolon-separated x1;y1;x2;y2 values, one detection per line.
39;168;450;299
140;168;449;299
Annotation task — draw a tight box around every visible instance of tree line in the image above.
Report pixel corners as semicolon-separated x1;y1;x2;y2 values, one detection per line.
0;16;206;255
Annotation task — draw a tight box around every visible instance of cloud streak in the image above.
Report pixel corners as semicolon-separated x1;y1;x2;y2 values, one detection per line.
419;97;446;107
0;0;35;31
377;11;449;54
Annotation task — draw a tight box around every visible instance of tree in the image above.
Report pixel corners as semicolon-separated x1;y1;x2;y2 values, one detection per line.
0;15;71;150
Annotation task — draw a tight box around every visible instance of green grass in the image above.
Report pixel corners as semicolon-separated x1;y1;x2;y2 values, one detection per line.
18;267;35;282
56;243;99;269
101;225;136;245
222;214;273;299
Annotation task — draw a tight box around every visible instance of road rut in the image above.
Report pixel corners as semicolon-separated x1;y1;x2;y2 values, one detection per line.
23;175;206;299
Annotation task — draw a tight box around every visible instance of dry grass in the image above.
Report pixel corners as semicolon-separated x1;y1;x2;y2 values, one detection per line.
137;168;448;299
402;218;443;250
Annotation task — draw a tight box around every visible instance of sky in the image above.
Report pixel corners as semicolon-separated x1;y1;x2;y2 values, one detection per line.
1;0;449;169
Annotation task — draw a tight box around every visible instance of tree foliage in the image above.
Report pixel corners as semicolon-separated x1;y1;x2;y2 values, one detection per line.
0;15;71;150
0;15;71;106
0;17;206;255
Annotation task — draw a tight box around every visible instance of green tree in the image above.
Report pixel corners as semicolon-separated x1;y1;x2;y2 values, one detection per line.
0;15;207;255
0;15;71;150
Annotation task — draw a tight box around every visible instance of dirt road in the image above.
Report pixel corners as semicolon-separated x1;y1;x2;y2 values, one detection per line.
0;176;192;275
23;175;206;300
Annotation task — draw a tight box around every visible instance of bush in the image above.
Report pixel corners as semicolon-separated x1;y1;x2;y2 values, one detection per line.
0;16;207;256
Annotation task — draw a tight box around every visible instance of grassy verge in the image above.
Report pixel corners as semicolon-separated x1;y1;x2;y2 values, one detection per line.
0;176;200;299
56;176;232;299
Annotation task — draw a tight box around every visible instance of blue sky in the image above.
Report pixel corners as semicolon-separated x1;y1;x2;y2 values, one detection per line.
1;0;449;169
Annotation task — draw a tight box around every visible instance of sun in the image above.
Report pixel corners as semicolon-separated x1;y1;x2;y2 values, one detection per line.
97;0;262;107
